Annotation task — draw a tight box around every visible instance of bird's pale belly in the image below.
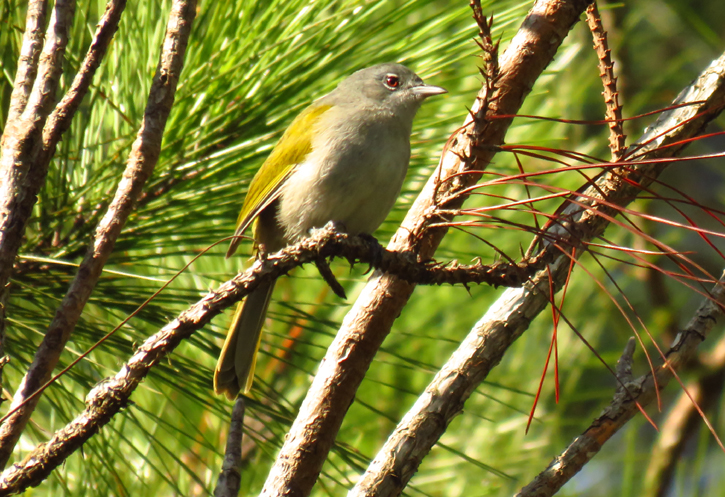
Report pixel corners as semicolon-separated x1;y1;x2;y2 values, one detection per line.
276;151;408;243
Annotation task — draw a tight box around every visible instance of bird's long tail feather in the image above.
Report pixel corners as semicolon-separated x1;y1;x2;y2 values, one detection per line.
214;279;276;399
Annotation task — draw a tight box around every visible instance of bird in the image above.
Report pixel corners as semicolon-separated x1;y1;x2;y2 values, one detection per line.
214;63;446;399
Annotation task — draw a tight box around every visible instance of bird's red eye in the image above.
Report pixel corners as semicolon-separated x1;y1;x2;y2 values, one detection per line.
384;74;400;89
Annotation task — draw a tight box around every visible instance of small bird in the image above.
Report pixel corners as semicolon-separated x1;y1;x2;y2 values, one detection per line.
214;63;446;399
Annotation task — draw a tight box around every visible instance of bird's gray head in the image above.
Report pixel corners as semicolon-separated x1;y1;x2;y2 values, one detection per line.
332;63;446;115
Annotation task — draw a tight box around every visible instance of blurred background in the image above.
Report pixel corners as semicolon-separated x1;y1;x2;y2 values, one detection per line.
1;0;724;495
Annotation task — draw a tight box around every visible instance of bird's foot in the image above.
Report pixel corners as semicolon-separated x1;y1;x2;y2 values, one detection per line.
356;233;385;275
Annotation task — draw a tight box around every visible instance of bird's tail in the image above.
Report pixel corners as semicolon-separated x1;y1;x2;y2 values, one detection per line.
214;279;276;399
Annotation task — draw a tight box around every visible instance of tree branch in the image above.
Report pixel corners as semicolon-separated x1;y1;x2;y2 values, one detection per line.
0;224;535;494
5;0;47;126
515;272;725;497
643;333;725;497
258;1;594;495
0;0;191;470
0;0;75;392
38;0;128;173
586;2;626;161
0;0;74;286
214;397;246;497
347;51;725;497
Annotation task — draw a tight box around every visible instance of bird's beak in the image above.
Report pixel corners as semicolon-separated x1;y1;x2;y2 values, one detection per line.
411;84;447;98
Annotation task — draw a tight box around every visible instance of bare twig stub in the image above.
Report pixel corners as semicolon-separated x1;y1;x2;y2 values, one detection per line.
259;1;593;496
348;52;725;497
615;337;635;384
214;397;246;497
0;0;191;470
516;273;725;497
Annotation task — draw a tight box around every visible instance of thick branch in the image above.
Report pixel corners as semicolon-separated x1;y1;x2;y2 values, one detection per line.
259;1;593;496
0;0;191;470
0;0;75;368
516;273;725;497
0;0;74;285
348;52;725;497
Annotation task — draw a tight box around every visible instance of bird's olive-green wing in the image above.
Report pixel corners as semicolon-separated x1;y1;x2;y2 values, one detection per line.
226;103;333;258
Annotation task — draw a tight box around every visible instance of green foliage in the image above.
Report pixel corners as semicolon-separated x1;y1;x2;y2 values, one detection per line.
2;0;725;495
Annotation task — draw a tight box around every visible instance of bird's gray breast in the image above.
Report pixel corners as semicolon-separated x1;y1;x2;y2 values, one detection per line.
277;105;411;242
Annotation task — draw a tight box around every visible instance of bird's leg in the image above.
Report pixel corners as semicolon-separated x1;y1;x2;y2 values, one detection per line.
329;220;347;233
314;257;347;300
307;222;348;299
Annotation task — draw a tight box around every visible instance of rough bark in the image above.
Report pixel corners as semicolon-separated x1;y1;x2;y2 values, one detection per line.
5;0;48;126
214;397;246;497
0;0;75;391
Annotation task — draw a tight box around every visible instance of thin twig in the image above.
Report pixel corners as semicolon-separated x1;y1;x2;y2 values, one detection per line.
0;0;193;470
259;1;594;496
515;273;725;497
586;2;626;160
214;397;246;497
39;0;128;171
347;51;725;497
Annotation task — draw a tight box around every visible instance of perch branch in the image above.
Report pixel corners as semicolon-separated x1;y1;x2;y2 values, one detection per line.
0;223;548;495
